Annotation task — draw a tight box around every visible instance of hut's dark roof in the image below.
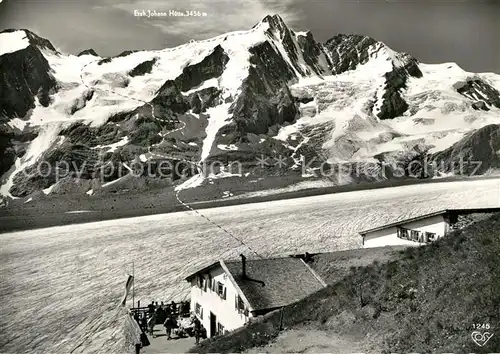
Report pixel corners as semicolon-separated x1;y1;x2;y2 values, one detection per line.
224;257;324;312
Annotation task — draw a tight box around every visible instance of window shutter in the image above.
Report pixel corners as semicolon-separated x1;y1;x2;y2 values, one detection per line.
200;308;203;319
223;286;227;300
203;277;208;292
211;279;215;291
234;294;238;309
196;276;201;288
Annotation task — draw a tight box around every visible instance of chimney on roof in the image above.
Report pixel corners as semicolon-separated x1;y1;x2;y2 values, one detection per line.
240;254;247;279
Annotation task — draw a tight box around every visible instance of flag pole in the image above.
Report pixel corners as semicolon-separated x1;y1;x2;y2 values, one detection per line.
132;261;135;310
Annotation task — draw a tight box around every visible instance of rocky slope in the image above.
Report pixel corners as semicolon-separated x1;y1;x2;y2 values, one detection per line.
1;15;499;201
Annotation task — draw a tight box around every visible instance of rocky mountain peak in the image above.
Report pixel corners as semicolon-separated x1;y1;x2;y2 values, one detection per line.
261;14;287;29
24;29;59;53
0;29;59;54
77;48;99;57
260;14;290;39
0;28;59;58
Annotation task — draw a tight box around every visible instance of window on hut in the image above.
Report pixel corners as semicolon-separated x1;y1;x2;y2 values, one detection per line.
207;274;212;291
217;281;226;299
235;294;245;313
196;275;205;289
397;227;409;240
195;303;203;319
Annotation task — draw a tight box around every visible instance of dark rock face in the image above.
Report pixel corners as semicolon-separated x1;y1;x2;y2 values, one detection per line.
114;50;136;58
262;15;309;77
146;45;228;121
10;164;55;197
403;57;423;78
129;116;162;146
97;58;112;65
456;79;500;109
377;57;422;120
108;109;135;123
432;124;500;175
21;29;59;52
0;132;16;177
190;94;202;114
272;85;299;124
9;139;106;197
472;101;490;111
376;150;431;179
324;34;377;75
152;80;190;117
377;68;409;120
295;95;314;104
261;14;288;34
187;87;222;114
0;30;58;179
77;49;98;57
129;58;157;77
173;45;229;92
228;40;299;137
248;41;296;91
59;120;124;148
230;79;298;135
9;122;127;195
296;31;329;76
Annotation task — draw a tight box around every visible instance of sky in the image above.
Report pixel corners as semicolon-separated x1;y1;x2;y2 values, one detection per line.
0;0;498;73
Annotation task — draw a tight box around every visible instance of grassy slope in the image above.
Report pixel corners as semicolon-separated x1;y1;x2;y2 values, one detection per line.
190;214;500;353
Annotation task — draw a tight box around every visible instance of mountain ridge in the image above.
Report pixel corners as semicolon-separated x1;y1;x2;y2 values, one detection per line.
1;14;499;201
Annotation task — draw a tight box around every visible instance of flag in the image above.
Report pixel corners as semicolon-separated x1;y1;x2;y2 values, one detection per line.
121;274;134;307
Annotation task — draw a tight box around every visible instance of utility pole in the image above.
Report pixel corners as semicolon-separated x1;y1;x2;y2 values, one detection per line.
132;261;135;310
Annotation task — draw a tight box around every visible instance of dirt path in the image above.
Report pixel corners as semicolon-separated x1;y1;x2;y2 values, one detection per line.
244;329;379;354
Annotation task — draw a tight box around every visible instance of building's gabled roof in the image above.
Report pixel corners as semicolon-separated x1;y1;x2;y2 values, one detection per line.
223;257;325;312
358;210;447;236
358;207;500;236
184;261;221;282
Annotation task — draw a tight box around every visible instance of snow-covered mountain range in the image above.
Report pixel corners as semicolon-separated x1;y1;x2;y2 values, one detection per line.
1;14;499;199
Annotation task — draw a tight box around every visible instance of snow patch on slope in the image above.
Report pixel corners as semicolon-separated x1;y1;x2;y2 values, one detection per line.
182;78;219;96
40;51;144;127
175;174;204;192
0;120;64;198
217;21;270;96
201;103;232;161
7;118;28;131
217;144;238;151
92;137;129;153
